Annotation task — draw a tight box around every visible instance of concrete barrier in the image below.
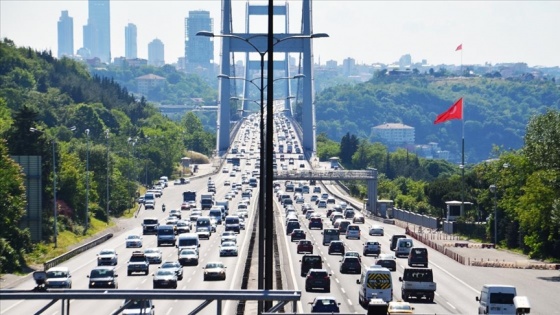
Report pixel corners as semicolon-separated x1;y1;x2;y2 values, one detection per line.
43;233;113;270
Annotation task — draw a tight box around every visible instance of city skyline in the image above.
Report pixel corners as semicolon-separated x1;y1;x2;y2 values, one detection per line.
1;1;559;67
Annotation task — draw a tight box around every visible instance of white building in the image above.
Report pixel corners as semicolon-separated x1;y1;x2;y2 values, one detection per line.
371;123;415;145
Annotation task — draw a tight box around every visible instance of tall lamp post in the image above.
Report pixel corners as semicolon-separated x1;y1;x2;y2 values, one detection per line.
198;30;327;312
489;184;497;244
30;126;75;247
105;129;110;225
128;137;137;207
85;129;90;230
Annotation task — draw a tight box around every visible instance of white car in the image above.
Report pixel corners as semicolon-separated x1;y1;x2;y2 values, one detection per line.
97;249;118;266
369;225;384;236
125;235;143;248
219;241;239;257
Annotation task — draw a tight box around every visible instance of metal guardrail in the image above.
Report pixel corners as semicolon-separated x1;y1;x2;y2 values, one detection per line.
274;169;375;180
43;233;113;270
0;289;301;315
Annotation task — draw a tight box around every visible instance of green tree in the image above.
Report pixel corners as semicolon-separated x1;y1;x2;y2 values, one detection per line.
523;109;560;171
0;139;32;272
340;132;358;166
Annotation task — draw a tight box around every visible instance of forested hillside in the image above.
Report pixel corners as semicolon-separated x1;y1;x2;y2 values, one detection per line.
0;39;215;272
314;75;560;162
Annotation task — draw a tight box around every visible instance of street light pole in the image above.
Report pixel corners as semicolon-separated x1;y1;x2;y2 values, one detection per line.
489;184;497;244
198;30;327;312
30;128;58;246
105;129;110;225
85;129;90;230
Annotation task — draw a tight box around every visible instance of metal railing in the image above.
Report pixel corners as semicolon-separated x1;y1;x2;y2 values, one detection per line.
43;233;113;270
274;169;375;181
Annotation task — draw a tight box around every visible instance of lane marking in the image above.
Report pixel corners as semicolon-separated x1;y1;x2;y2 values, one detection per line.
429;261;479;294
446;301;457;309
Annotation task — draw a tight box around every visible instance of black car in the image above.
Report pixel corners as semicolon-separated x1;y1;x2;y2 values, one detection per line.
308;217;323;230
305;269;331;292
339;257;361;274
300;254;323;277
160;261;183;280
328;240;345;255
375;254;397;271
290;229;306;242
88;266;118;289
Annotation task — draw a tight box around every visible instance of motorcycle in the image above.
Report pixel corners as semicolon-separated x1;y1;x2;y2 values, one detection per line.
162;204;166;212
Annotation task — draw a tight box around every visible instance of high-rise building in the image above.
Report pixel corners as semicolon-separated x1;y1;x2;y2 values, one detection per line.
184;10;214;71
125;23;137;59
148;39;164;67
57;11;74;58
83;0;111;63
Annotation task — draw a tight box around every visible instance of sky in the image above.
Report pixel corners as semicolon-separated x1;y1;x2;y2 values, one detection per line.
1;0;559;68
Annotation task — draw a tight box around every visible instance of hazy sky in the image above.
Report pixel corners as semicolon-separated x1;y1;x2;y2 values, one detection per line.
1;0;559;67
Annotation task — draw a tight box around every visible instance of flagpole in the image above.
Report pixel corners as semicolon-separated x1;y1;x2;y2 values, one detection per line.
460;49;463;76
461;98;465;218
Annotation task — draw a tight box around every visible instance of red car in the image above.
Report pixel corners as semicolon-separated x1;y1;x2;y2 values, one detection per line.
297;240;313;254
290;229;306;242
181;202;189;211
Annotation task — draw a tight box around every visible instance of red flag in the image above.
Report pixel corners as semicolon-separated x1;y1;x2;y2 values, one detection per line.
455;44;463;51
434;98;463;124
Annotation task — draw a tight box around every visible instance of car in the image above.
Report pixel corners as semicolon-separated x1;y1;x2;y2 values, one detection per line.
88;266;118;289
387;301;415;314
125;234;143;248
219;241;239;257
160;260;183;280
305;269;331;292
203;262;227;281
363;240;382;256
309;296;340;313
313;186;321;193
369;225;385;236
317;200;327;208
175;220;190;234
178;248;199;266
143;248;163;264
374;254;397;271
339;256;361;274
169;209;182;220
181;202;190;210
45;267;72;289
344;251;362;262
308;217;323;230
291;229;306;242
346;224;361;239
297;240;314;254
224;180;231;186
310;194;319;202
121;299;155;315
152;268;178;289
328;240;345;255
97;249;118;266
127;251;149;276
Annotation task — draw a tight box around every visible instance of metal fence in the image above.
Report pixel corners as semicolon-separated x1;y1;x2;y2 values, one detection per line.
43;234;113;270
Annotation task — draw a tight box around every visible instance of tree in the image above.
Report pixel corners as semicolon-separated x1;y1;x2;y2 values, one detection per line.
523;109;560;171
340;132;358;166
0;139;32;272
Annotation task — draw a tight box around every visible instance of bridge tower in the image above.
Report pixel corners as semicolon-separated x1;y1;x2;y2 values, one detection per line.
217;0;318;156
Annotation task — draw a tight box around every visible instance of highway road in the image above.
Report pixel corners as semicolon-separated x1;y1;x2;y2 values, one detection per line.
2;114;559;315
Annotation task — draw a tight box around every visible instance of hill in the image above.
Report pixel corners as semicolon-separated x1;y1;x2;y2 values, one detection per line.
312;75;560;162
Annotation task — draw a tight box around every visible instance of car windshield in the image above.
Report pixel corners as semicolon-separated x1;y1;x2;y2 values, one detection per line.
127;235;139;240
391;304;412;311
180;250;196;256
206;263;223;269
99;250;114;255
90;268;113;277
46;270;68;278
156;270;174;276
316;299;336;306
161;262;178;269
144;249;158;254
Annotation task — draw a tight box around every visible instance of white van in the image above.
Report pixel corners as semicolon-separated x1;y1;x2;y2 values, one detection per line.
395;238;414;258
176;233;200;253
476;284;517;314
356;265;393;305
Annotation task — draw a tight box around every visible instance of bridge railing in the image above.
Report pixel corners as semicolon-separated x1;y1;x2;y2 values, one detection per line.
274;169;375;180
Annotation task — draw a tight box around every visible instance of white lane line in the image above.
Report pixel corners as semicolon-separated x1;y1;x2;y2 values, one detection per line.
341;287;346;294
446;301;457;309
165;307;173;315
347;298;353;306
335;278;340;283
141;278;147;284
429;261;479;294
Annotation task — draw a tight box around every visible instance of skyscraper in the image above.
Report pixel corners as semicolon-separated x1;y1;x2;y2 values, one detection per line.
125;23;137;59
185;10;214;71
57;10;74;58
83;0;111;63
148;39;164;67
